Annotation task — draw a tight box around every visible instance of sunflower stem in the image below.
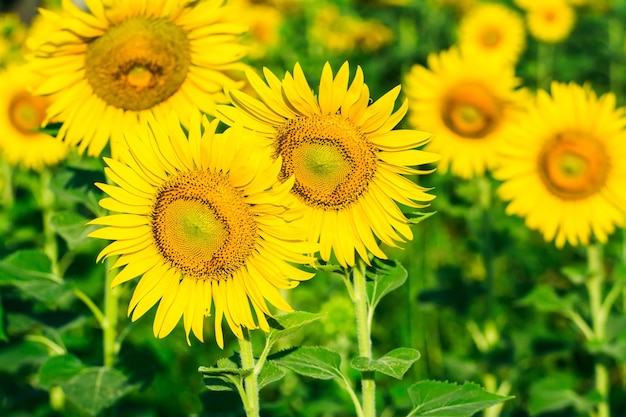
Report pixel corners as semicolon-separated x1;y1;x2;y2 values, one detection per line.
103;256;120;369
586;243;610;417
1;158;14;208
536;42;554;91
40;168;60;277
353;259;376;417
239;329;260;417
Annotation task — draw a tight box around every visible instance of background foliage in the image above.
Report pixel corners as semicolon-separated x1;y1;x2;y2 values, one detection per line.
1;0;626;416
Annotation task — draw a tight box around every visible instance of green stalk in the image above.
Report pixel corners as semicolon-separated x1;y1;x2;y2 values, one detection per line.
536;42;554;91
353;260;376;417
40;168;59;277
586;244;610;417
103;255;120;368
239;329;260;417
1;159;13;208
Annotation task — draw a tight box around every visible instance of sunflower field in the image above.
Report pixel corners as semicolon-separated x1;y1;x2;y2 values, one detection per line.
1;0;626;416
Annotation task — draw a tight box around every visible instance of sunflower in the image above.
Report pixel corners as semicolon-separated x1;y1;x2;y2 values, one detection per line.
521;0;576;43
457;2;526;65
404;46;527;179
27;0;248;158
88;112;314;347
495;82;626;247
217;62;438;267
0;64;67;170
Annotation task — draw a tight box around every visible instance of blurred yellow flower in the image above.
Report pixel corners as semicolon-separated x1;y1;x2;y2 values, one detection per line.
0;13;26;67
495;82;626;247
218;62;438;267
229;0;283;59
27;0;248;158
521;0;576;43
404;47;527;179
89;113;314;348
309;4;393;54
430;0;477;14
458;2;526;64
0;64;67;170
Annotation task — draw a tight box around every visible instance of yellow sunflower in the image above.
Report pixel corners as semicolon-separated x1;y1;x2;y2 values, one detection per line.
524;0;576;43
0;64;67;170
217;62;439;267
404;46;527;179
27;0;248;158
495;82;626;247
88;112;314;348
458;2;526;64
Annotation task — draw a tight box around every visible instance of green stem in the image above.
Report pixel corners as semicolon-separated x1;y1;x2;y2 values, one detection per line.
103;256;120;368
1;158;13;208
40;169;59;277
586;244;610;417
239;329;260;417
536;42;554;91
73;288;106;329
353;260;376;417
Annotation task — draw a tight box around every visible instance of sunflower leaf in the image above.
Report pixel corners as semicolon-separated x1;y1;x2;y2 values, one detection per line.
272;346;344;381
518;285;575;313
366;259;408;311
0;249;63;284
258;361;285;390
267;311;321;346
60;367;134;416
201;374;240;392
50;211;99;250
0;294;7;342
406;380;513;417
38;354;85;389
351;348;420;380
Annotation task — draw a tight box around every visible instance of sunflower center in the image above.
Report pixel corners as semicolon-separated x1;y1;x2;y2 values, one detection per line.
8;91;48;135
539;132;609;200
85;16;190;111
480;28;502;48
275;114;377;210
151;170;257;280
442;82;501;138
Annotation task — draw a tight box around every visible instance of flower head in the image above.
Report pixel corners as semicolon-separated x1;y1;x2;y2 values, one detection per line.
28;0;248;157
495;82;626;247
218;62;438;267
0;64;67;170
404;47;527;179
89;112;314;348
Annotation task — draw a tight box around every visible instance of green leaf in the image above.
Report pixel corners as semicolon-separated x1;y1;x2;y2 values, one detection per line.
50;211;98;250
273;346;344;381
407;211;437;225
0;340;49;373
0;249;62;284
50;168;105;216
518;285;574;313
60;367;134;416
407;380;513;417
367;259;408;311
351;348;420;380
529;373;590;415
258;361;286;390
38;354;85;389
561;265;588;285
199;354;247;393
267;311;321;345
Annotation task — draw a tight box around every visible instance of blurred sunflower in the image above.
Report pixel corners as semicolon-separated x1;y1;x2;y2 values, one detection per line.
404;47;526;179
518;0;576;43
495;82;626;247
0;64;67;170
89;113;314;348
217;62;438;267
229;0;283;59
27;0;248;158
458;2;526;64
309;4;393;54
